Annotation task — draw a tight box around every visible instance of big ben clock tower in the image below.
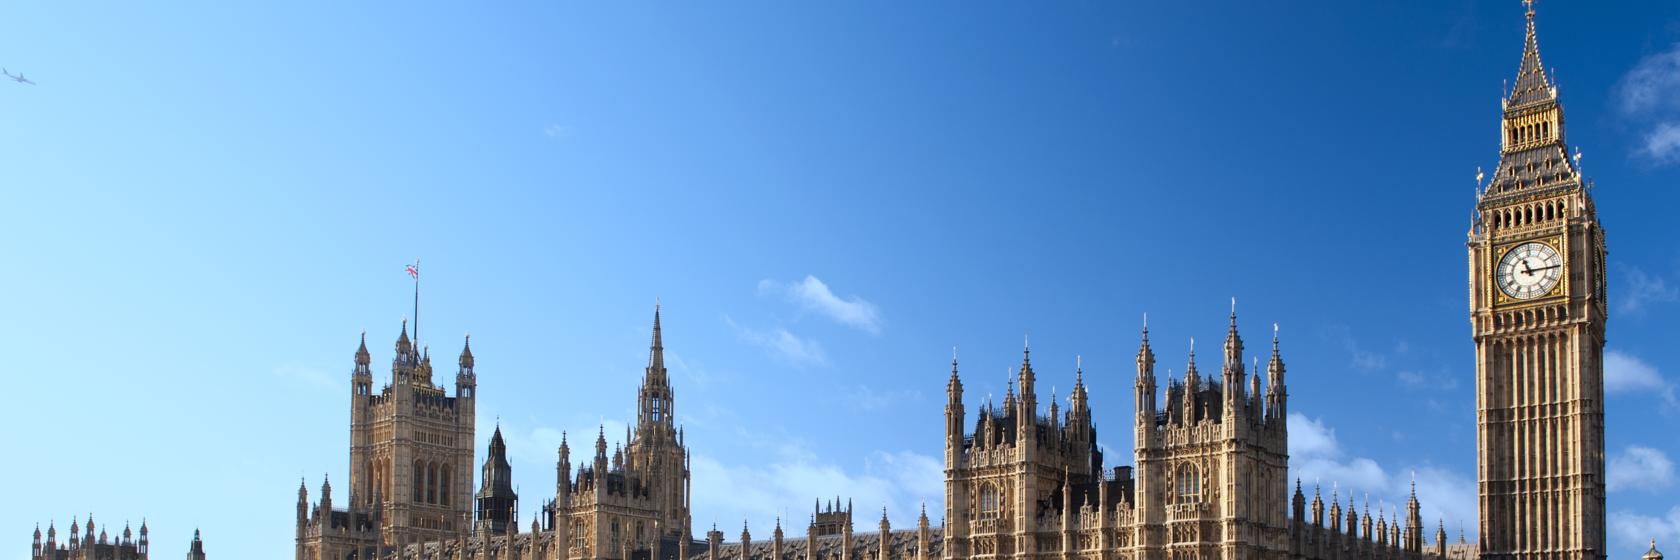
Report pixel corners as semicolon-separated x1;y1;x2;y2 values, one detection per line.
1470;3;1608;560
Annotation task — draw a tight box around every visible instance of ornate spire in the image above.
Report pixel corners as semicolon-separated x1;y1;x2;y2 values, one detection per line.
948;347;962;398
639;303;676;434
1185;337;1199;387
1508;0;1555;108
356;331;371;366
459;334;474;369
397;319;412;351
648;303;665;371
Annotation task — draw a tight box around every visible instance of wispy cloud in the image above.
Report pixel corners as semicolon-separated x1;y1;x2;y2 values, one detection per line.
1609;507;1680;555
1325;326;1388;372
1609;446;1675;493
690;444;942;534
1616;43;1680;165
1287;413;1477;534
1604;350;1678;407
1641;123;1680;164
759;276;883;334
844;384;922;412
1620;264;1680;315
726;316;828;366
543;124;570;139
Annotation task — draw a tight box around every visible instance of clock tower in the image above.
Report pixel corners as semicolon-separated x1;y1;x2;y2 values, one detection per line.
1469;3;1607;560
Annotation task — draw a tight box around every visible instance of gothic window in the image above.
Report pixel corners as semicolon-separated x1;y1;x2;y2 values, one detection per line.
441;465;452;506
978;483;1001;518
413;461;424;502
427;463;438;504
570;520;588;552
1175;463;1201;504
610;519;622;551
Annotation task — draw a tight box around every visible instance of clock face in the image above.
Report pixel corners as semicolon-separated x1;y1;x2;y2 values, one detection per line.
1497;242;1563;299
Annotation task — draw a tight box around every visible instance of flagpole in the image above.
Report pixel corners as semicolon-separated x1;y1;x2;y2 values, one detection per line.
413;258;420;347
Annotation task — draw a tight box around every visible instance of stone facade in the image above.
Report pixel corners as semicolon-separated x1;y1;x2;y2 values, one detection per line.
296;308;691;560
937;317;1437;560
1467;4;1607;560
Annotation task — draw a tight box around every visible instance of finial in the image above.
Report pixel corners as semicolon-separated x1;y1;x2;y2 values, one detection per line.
1230;296;1237;316
1024;332;1030;353
952;346;958;363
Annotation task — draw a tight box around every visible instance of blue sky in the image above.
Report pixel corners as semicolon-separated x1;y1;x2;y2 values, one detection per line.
3;2;1679;559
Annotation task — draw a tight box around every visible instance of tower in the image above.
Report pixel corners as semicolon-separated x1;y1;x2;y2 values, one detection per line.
476;426;518;535
1469;3;1607;559
346;322;478;547
1131;311;1290;559
622;305;693;544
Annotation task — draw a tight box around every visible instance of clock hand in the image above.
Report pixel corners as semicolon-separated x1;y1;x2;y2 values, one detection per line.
1529;264;1561;272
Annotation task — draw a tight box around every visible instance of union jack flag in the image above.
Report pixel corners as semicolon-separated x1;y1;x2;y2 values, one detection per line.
405;262;420;279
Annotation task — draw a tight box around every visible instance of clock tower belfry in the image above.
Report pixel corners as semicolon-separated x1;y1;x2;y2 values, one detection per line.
1469;3;1607;560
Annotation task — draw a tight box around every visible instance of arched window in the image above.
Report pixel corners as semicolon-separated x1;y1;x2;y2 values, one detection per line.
412;460;424;502
978;483;1001;518
1175;463;1201;504
426;463;438;504
440;465;452;506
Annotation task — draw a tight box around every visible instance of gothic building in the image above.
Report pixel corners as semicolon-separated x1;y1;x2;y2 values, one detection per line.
1467;3;1607;560
296;307;692;560
937;315;1437;560
285;4;1633;560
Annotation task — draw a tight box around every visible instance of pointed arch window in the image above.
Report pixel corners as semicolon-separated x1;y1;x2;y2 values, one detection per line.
441;465;452;506
978;483;1001;518
427;463;438;504
1175;463;1201;504
412;461;424;502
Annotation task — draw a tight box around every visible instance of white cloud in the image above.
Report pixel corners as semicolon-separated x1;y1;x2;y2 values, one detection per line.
1610;507;1680;555
759;276;883;335
1287;413;1477;535
1618;44;1680;115
726;316;828;366
1604;350;1678;406
543;124;570;138
1617;43;1680;166
1609;446;1676;493
1619;265;1679;315
690;445;943;536
1643;123;1680;165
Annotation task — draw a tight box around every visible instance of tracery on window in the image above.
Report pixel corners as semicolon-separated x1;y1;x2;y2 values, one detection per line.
1174;463;1201;504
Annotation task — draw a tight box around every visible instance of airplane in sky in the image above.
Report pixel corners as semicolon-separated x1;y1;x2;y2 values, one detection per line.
3;68;36;85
